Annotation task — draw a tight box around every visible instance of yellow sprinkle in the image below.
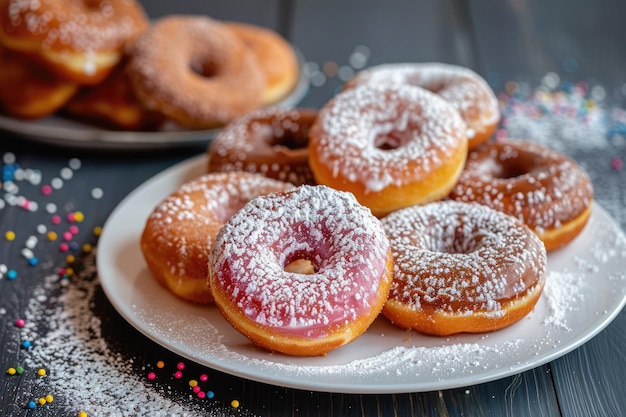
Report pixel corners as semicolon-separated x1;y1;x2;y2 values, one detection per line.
82;243;92;253
45;395;53;403
78;412;88;417
38;398;46;405
5;231;15;241
47;231;57;241
93;226;102;236
6;367;16;375
66;255;76;264
74;211;84;222
231;400;240;408
65;268;74;277
37;368;46;377
189;379;198;387
156;361;165;369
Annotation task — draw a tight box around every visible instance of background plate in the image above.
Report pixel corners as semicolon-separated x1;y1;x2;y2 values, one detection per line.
97;155;626;394
0;50;309;150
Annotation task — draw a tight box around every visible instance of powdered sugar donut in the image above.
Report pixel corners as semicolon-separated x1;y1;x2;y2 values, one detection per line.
344;63;500;149
140;172;293;304
210;185;393;356
207;107;316;186
448;140;594;251
309;83;467;217
381;201;547;336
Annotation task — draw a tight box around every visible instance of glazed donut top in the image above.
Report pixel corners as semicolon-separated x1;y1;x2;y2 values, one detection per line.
310;83;466;193
344;63;499;141
449;140;594;232
382;201;547;315
0;0;148;53
211;185;390;337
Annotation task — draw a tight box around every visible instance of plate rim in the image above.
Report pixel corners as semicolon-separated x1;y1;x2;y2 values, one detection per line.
97;154;626;394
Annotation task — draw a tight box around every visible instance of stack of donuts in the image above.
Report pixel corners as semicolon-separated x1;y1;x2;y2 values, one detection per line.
141;62;595;356
0;3;300;130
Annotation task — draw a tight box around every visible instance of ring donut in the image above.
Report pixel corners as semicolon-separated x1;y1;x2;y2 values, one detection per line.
381;200;547;336
210;185;393;356
448;140;594;251
309;83;467;217
0;0;149;84
126;15;265;129
344;63;500;149
140;172;293;304
207;107;316;186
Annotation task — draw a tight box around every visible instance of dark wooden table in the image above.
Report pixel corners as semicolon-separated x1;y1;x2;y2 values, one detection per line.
1;1;625;416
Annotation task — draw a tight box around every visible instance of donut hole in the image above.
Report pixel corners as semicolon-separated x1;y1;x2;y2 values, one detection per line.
494;161;531;179
374;129;414;151
189;59;218;79
267;129;309;150
283;249;319;275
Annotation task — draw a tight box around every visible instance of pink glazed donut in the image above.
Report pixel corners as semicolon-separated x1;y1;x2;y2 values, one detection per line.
209;185;394;356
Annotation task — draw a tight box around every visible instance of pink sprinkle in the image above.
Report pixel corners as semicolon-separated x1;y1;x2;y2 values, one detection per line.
177;362;185;371
69;225;79;235
63;232;73;241
197;391;206;399
20;200;31;210
192;386;201;393
495;129;507;142
15;318;25;328
67;213;76;222
59;243;69;252
174;371;183;379
51;215;61;225
41;185;52;196
612;157;623;170
147;372;156;380
199;374;208;382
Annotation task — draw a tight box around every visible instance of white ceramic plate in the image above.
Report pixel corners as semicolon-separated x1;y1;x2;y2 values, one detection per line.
97;155;626;394
0;52;309;150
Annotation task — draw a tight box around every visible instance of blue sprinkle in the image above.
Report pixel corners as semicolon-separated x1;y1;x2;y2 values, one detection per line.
27;401;36;409
28;258;38;266
207;391;215;399
69;242;80;252
7;270;17;280
21;340;32;349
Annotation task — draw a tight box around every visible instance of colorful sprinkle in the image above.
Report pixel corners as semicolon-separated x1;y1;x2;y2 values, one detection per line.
63;231;73;241
74;211;84;222
82;243;92;253
15;366;24;374
147;372;156;380
78;412;88;417
177;362;185;371
59;243;69;252
69;225;79;235
6;367;16;375
37;397;46;405
51;215;61;225
189;379;198;387
28;257;39;266
45;394;54;403
47;231;57;241
7;270;17;280
93;226;102;236
66;255;76;263
197;391;206;399
156;360;165;369
199;374;208;382
612;157;623;170
192;386;201;394
5;230;15;241
174;371;183;379
231;400;240;408
27;401;36;409
207;391;215;399
37;368;47;377
15;318;25;327
41;184;53;195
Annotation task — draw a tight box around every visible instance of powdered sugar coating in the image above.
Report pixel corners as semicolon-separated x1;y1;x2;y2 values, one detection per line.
449;140;594;231
211;185;390;338
345;62;500;140
1;0;147;52
208;107;316;185
310;83;466;192
382;201;547;315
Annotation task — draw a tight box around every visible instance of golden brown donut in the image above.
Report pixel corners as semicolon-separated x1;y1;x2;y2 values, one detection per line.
226;22;299;105
64;59;163;130
210;185;393;356
0;45;77;118
0;0;149;84
126;15;265;129
344;63;500;149
381;201;547;336
448;140;594;251
207;107;316;186
140;172;293;304
309;83;468;217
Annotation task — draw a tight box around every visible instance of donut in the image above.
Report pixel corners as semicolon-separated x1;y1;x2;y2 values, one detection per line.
210;185;393;356
207;107;316;186
226;22;299;105
140;172;293;304
344;63;500;149
0;0;149;84
64;59;163;130
381;200;547;336
126;15;265;129
0;45;77;119
309;83;468;217
448;140;594;251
